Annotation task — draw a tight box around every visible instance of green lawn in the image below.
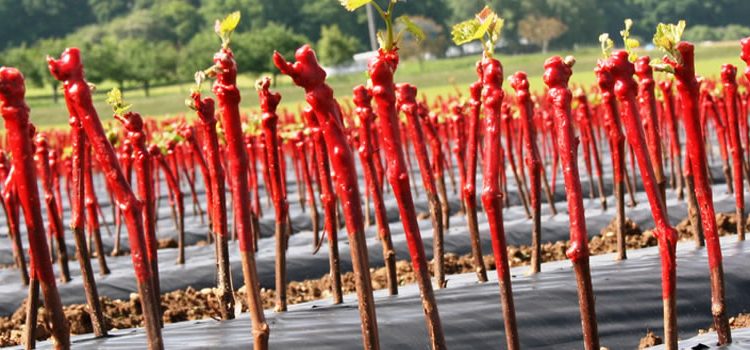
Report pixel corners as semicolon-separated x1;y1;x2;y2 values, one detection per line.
23;42;745;129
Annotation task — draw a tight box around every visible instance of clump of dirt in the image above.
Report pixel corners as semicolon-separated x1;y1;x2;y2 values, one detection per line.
590;218;653;255
157;238;178;249
699;313;750;334
674;213;749;241
729;313;750;329
638;330;663;349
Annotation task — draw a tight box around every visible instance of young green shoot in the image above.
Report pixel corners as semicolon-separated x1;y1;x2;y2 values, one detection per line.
340;0;424;52
106;87;132;116
451;6;504;58
651;20;687;73
620;19;640;62
599;33;614;59
215;11;241;50
191;11;241;91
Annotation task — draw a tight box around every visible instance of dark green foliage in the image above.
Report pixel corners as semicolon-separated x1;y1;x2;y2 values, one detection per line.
2;0;750;102
316;24;360;66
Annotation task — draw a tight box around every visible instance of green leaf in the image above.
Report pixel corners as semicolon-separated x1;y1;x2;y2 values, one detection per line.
340;0;373;11
652;20;686;62
215;11;241;47
105;88;132;115
625;38;640;61
620;18;640;61
451;18;483;45
487;16;504;44
451;6;502;56
477;6;502;43
376;30;385;48
650;58;675;74
398;16;425;41
620;19;633;40
599;33;613;58
625;38;640;50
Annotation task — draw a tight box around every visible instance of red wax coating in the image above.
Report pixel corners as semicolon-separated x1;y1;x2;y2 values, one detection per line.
49;149;64;217
465;78;482;209
259;136;274;205
543;56;600;350
0;67;58;285
191;92;228;238
179;126;213;224
596;61;628;213
278;137;289;201
211;47;256;252
0;66;70;347
364;47;433;271
634;57;666;187
292;131;317;221
546;108;561;194
353;86;391;242
575;94;597;192
273;45;364;237
542;57;590;262
720;64;744;235
479;56;519;349
420;108;444;178
607;51;677;299
47;48;152;282
0;151;24;281
450;105;467;200
258;78;289;232
149;145;184;233
246;136;262;218
301;107;337;244
658;80;682;173
115;111;158;272
739;38;750;150
68;116;87;246
575;93;605;196
510;72;543;216
83;145;101;235
703;93;730;167
274;45;378;348
396;83;438;196
662;42;723;270
34;134;65;241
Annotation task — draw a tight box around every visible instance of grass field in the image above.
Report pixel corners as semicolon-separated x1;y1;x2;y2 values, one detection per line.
23;41;746;128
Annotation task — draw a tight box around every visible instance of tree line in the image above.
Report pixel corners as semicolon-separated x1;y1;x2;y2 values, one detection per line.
2;0;750;100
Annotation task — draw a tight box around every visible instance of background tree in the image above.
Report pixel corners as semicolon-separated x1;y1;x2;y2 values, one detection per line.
152;0;203;47
34;38;68;103
177;31;218;78
517;15;567;53
86;37;132;92
398;16;447;70
234;23;308;82
199;0;263;32
88;0;135;23
129;40;178;96
316;24;360;66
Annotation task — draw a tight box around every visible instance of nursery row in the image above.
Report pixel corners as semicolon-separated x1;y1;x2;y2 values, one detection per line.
2;2;750;350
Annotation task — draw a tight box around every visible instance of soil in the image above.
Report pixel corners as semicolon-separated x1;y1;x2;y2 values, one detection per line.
638;330;663;349
1;212;747;347
698;313;750;334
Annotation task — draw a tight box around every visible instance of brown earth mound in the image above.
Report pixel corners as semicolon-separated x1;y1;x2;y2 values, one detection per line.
638;330;663;349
